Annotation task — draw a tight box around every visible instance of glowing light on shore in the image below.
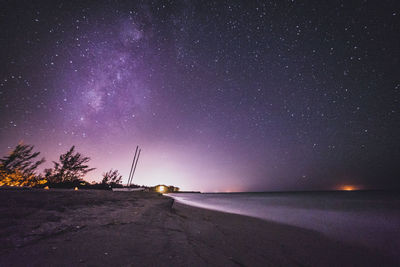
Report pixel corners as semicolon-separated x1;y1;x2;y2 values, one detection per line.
341;185;356;191
158;185;165;193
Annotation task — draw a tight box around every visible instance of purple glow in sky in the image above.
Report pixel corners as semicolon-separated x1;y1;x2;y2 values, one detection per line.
0;1;399;191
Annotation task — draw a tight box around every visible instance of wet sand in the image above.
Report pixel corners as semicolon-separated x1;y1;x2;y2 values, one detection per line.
0;189;396;266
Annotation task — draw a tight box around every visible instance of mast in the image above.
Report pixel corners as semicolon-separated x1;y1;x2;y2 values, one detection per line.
127;146;138;187
129;148;141;187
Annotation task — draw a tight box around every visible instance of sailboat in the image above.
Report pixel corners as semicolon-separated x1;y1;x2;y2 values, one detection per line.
112;145;144;192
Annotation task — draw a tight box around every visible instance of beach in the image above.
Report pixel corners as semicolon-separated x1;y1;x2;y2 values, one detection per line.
0;189;396;266
169;191;400;258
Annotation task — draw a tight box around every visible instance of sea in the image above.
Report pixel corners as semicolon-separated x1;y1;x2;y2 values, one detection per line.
168;191;400;258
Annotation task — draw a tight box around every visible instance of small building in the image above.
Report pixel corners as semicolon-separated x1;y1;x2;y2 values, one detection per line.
153;185;180;193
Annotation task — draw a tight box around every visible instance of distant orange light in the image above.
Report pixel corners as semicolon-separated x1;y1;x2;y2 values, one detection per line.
44;186;49;190
342;185;355;191
74;187;79;191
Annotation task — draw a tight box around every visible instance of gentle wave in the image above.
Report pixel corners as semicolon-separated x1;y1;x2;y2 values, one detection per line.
168;191;400;255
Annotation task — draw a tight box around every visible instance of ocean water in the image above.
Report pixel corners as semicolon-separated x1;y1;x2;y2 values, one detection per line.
168;191;400;256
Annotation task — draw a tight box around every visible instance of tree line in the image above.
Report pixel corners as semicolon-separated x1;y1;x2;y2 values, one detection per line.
0;143;123;188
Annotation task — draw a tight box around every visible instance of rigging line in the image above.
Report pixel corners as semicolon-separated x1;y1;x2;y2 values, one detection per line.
126;146;139;186
130;148;141;186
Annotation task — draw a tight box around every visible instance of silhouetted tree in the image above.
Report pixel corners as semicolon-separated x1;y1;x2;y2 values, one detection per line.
43;168;58;183
102;169;122;187
0;143;45;186
50;146;95;183
0;143;45;176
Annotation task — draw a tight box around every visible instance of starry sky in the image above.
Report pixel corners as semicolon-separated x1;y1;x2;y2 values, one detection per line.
0;0;399;192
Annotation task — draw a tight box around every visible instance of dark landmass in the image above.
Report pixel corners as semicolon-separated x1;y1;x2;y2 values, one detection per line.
0;189;396;266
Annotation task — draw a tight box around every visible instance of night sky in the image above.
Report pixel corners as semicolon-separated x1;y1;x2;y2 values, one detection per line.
0;0;399;192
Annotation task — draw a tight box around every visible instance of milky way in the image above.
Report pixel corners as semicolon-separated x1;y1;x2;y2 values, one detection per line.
0;1;399;191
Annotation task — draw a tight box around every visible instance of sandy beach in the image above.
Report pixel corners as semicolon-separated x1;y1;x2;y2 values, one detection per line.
0;189;396;266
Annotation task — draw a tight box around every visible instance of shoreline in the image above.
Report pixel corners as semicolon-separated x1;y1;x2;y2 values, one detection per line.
172;201;395;266
0;189;396;266
168;191;400;260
